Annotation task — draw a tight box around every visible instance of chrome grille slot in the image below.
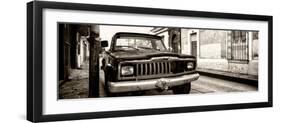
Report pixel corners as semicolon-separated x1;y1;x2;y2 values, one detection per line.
152;63;156;74
156;62;160;74
162;62;164;74
144;63;147;75
149;63;152;75
164;62;167;74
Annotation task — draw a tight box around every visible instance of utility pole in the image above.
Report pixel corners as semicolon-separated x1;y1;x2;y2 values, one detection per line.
88;25;100;97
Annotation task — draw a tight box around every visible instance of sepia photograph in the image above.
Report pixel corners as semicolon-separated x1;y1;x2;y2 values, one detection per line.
26;1;273;121
58;23;259;99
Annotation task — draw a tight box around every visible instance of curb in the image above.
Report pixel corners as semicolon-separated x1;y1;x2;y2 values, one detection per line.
197;70;258;87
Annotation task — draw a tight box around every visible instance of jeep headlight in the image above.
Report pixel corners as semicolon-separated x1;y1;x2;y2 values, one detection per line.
121;66;134;76
187;62;194;70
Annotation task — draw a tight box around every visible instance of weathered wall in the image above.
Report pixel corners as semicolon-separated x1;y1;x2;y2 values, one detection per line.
247;60;258;75
197;59;258;76
180;29;191;55
181;29;258;76
77;37;89;68
199;30;227;59
197;59;228;71
228;62;249;74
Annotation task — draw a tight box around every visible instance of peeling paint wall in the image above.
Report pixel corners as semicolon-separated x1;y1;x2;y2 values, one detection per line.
197;59;228;71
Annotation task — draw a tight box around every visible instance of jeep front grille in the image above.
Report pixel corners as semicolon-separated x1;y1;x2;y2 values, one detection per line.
136;61;171;76
118;59;195;80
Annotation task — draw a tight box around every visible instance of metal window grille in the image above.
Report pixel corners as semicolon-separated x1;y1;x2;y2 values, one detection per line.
230;31;249;61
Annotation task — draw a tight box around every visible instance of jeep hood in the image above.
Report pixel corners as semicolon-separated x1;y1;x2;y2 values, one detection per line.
108;49;195;60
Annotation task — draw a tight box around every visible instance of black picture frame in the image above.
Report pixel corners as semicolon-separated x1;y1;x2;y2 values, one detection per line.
27;1;273;122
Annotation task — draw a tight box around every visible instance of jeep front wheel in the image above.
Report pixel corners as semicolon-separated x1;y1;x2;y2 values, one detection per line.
172;83;191;94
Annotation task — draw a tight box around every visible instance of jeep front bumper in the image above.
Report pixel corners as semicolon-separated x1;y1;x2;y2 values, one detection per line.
108;73;199;93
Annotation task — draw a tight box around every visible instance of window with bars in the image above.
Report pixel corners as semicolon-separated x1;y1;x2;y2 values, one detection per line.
229;31;249;61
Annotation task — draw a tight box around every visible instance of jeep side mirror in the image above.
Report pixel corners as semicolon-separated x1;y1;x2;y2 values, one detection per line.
101;40;108;47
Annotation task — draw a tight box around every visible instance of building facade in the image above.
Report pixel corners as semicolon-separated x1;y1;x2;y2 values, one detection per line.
151;27;259;76
180;29;259;76
58;24;90;81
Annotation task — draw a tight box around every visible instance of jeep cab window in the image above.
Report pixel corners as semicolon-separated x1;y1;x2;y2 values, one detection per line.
114;36;166;51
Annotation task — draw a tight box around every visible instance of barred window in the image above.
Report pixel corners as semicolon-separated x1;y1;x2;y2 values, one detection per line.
229;31;248;61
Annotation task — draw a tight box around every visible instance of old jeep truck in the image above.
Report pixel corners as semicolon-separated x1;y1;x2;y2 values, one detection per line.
101;32;199;96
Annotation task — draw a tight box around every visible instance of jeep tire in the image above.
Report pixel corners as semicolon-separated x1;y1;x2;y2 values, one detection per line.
172;83;191;94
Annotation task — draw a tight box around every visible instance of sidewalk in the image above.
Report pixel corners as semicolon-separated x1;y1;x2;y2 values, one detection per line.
59;61;106;99
196;68;258;86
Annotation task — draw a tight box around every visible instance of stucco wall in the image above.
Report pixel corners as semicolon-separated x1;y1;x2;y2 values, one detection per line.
247;60;258;75
197;59;258;76
197;59;228;71
181;29;258;76
199;30;227;59
180;29;191;55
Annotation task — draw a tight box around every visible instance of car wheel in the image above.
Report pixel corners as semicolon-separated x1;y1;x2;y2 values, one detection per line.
172;83;191;94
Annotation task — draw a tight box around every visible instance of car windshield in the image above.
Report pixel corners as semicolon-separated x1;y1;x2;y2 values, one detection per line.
114;36;167;51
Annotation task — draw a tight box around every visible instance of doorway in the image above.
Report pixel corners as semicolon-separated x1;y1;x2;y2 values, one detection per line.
190;33;197;57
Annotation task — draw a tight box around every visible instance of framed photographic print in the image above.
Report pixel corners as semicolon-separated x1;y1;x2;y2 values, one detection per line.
27;1;273;122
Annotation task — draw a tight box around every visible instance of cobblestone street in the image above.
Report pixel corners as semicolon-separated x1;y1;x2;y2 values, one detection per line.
59;61;257;99
59;62;89;99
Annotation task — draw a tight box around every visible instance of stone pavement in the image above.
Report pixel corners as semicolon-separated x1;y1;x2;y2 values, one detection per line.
59;61;106;99
59;62;89;99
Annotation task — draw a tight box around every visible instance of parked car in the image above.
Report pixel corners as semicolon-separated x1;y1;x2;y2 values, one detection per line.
101;32;199;96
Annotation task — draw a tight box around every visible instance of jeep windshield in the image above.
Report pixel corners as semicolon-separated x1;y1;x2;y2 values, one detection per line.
114;37;167;51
